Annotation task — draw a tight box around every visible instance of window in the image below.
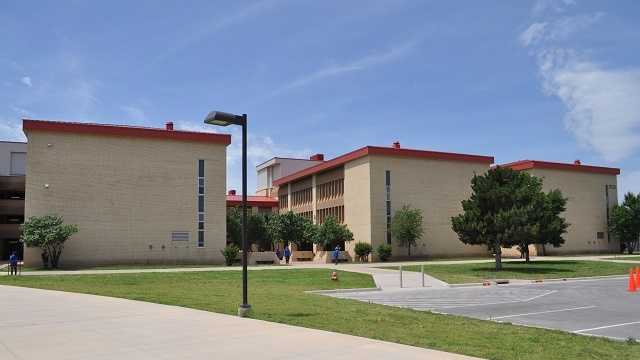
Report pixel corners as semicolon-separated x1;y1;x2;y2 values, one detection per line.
385;170;391;245
197;160;205;247
596;232;605;240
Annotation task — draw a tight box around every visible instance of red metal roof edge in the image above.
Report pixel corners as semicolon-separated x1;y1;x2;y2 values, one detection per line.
272;145;494;186
22;119;231;145
501;160;620;175
226;195;279;207
272;146;369;186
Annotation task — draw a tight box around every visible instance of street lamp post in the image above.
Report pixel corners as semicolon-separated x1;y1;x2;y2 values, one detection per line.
204;110;250;317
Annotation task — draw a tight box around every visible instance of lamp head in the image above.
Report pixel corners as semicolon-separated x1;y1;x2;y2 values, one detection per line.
204;111;245;126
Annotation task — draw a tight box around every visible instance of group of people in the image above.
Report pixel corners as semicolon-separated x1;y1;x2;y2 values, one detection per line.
7;251;19;275
275;245;342;265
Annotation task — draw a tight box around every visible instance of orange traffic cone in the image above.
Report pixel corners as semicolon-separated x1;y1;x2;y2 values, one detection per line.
635;267;640;288
629;269;637;292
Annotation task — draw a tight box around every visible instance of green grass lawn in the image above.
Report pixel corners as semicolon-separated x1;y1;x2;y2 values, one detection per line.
21;263;229;272
1;269;638;360
383;260;634;284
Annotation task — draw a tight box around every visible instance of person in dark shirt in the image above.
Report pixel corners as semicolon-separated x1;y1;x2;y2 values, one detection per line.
9;251;18;276
283;246;291;264
332;245;341;266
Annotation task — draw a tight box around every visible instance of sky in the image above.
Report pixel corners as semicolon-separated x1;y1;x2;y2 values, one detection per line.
1;0;639;199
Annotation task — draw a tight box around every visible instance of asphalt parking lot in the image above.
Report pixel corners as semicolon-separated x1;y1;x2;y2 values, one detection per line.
325;277;640;340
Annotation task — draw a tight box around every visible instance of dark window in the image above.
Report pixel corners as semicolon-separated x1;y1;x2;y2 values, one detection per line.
198;222;205;230
597;232;605;240
385;170;391;245
198;231;204;247
198;159;205;177
198;196;204;212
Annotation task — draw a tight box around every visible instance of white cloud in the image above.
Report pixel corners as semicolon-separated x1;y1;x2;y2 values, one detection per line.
20;76;32;87
538;50;640;161
267;40;418;98
520;13;604;47
120;105;147;122
532;0;576;16
155;0;280;64
619;170;640;200
520;22;548;47
0;118;26;141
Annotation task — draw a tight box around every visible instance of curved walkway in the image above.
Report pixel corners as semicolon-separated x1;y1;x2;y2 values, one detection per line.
0;285;481;360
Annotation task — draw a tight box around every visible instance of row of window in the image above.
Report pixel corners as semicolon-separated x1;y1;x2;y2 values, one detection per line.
317;206;345;224
298;211;313;221
291;187;313;207
279;195;288;209
317;178;344;202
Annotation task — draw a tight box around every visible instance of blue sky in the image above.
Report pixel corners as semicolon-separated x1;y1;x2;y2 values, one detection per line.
1;0;639;198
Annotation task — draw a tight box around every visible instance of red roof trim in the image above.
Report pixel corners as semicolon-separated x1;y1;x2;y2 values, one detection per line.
273;146;494;186
226;195;279;207
501;160;620;175
23;119;231;145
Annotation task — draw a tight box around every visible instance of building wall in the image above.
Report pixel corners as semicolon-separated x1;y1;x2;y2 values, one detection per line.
368;155;490;258
23;130;227;266
343;157;372;257
0;141;27;176
526;168;619;254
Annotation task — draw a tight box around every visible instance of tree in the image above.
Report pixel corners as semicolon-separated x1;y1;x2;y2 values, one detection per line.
390;205;424;256
226;207;242;247
610;193;640;254
20;214;78;268
313;216;353;251
247;213;270;251
267;211;315;249
534;189;570;258
354;242;373;262
451;166;554;271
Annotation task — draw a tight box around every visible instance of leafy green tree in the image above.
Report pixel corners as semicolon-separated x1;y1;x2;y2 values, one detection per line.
535;189;570;258
390;205;424;256
610;192;640;254
267;211;315;249
313;216;353;251
226;207;242;247
20;214;78;268
451;167;552;271
247;213;271;251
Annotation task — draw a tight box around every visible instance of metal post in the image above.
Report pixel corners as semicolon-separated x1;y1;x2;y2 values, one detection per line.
238;115;251;317
421;264;425;287
399;264;403;288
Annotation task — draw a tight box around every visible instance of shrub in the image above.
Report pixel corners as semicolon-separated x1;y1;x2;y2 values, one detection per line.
376;244;392;262
354;242;373;262
221;244;240;266
21;214;78;268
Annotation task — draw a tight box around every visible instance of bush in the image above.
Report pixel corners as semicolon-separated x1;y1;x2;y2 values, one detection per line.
221;244;240;266
376;244;392;262
21;214;78;268
354;242;372;262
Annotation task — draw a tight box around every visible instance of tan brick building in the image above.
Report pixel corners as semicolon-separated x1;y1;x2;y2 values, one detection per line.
22;119;231;266
272;143;495;261
502;160;620;255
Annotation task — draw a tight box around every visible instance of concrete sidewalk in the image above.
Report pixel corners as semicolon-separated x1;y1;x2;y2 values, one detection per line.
0;285;481;360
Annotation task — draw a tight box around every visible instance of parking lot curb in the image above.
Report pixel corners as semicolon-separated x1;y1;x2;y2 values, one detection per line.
305;287;381;295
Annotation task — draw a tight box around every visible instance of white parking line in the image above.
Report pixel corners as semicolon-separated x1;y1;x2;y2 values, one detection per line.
490;305;596;320
574;321;640;333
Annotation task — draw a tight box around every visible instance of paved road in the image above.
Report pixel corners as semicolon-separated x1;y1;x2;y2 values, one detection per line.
0;285;481;360
325;277;640;340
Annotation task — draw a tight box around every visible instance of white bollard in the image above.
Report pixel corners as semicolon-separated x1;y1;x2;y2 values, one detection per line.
421;264;425;287
399;264;403;288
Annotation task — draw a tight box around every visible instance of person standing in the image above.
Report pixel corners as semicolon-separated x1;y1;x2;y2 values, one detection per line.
284;246;291;265
9;251;18;276
332;245;341;266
